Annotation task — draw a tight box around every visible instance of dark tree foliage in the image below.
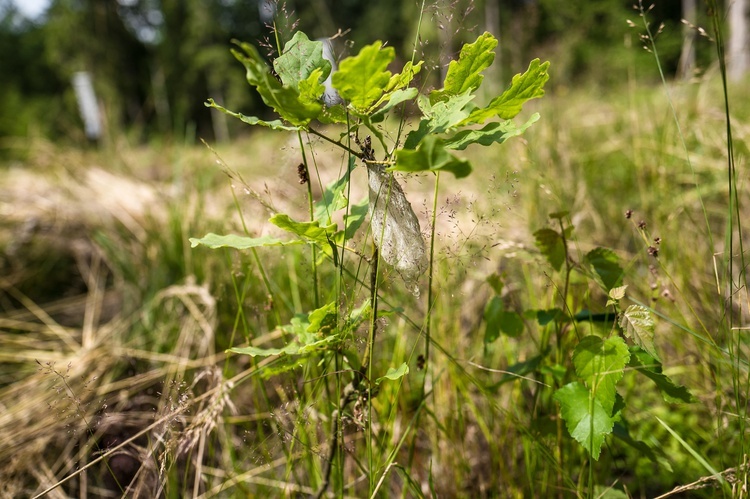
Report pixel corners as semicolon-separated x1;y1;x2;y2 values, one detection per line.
0;0;708;146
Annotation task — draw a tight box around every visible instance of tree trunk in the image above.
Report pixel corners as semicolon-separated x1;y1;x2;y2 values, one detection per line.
728;0;750;80
677;0;696;79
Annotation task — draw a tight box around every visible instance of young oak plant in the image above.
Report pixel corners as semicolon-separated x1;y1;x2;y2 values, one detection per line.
191;30;548;376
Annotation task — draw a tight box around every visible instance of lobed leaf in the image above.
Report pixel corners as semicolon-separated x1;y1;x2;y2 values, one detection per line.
554;382;615;460
270;213;337;245
206;99;300;131
230;40;322;126
273;31;331;91
464;59;550;124
619;305;659;361
332;41;394;112
431;32;497;103
393;135;472;178
442;114;540;150
404;91;475;149
189;233;303;250
573;335;630;415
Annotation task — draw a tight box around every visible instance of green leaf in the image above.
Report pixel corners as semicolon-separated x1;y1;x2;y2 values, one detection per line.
376;363;410;385
483;296;503;344
298;68;327;104
619;305;659;361
484;296;523;343
228;344;297;357
270;213;337;245
528;308;563;326
307;301;337;336
341;198;369;240
371;87;419;123
464;58;550;123
629;347;696;403
189;233;303;250
332;41;394;112
612;423;672;471
573;335;630;415
382;60;422;95
431;32;497;103
442;114;540;151
584;247;624;291
534;228;565;271
393;135;472;178
404;91;476;149
554;382;615;460
230;41;322;126
273;32;331;91
606;285;628;307
486;274;503;295
314;158;355;224
206;99;301;131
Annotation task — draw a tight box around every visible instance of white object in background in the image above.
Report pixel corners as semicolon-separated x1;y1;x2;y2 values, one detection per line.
72;71;102;141
318;37;341;105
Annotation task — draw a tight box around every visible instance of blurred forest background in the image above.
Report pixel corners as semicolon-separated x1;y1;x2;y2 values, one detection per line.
0;0;743;151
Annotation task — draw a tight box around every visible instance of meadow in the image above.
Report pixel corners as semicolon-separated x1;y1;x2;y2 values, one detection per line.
1;24;750;499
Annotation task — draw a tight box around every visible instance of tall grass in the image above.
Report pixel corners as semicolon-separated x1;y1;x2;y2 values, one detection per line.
2;8;750;499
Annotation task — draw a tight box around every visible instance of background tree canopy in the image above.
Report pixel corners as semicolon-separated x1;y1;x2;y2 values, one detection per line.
0;0;725;147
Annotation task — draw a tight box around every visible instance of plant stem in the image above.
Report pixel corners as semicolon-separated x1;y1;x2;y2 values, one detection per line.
297;131;320;309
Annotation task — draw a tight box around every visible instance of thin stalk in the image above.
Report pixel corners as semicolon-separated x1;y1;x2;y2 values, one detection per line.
297;131;320;309
707;0;747;475
424;171;440;385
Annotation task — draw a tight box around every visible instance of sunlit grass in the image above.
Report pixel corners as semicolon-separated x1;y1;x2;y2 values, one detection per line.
0;70;748;497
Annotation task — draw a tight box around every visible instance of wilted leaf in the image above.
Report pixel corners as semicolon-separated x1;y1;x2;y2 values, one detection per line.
366;164;427;293
619;305;659;361
554;382;615;460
